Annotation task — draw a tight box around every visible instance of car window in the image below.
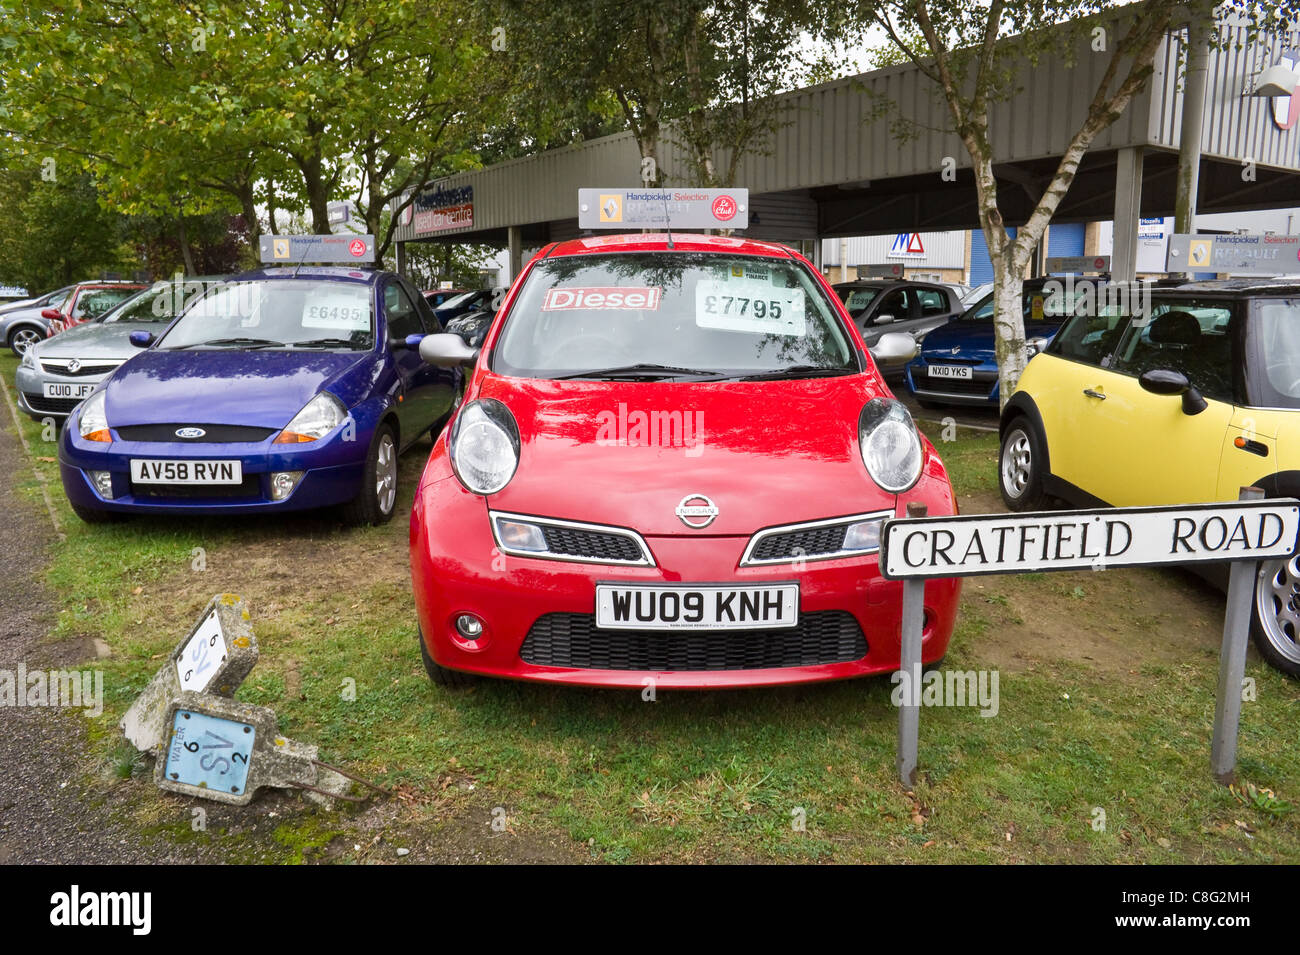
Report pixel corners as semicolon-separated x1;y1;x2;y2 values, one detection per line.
1244;299;1300;409
1048;310;1127;366
495;252;858;378
103;285;173;324
384;282;423;341
916;288;949;316
1110;300;1235;403
438;290;478;311
875;289;909;322
840;287;881;316
158;279;374;349
73;288;137;319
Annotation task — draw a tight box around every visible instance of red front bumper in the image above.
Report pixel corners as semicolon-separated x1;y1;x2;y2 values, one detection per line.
410;474;961;690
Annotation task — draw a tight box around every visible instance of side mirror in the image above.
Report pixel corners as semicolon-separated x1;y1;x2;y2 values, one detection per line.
869;331;920;366
1026;336;1049;358
128;330;154;348
418;332;479;368
41;308;63;321
872;313;897;325
392;332;425;350
1138;368;1207;416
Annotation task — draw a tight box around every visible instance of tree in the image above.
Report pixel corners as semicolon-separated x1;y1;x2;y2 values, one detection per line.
851;0;1265;407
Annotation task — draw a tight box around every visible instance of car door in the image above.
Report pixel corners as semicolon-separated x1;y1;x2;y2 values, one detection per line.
404;277;459;419
383;279;439;446
1061;299;1238;507
910;284;957;339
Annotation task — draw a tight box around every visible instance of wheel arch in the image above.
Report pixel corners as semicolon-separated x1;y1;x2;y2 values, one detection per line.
999;392;1051;476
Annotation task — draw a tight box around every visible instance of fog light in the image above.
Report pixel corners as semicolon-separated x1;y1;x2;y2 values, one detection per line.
843;518;884;552
87;470;113;500
269;470;304;501
495;518;547;552
455;614;484;638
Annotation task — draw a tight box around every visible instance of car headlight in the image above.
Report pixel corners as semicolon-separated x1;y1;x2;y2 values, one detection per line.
449;398;519;495
77;390;112;443
273;392;347;444
859;398;922;493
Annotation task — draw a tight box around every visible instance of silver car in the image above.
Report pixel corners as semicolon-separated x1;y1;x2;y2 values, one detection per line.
15;280;213;421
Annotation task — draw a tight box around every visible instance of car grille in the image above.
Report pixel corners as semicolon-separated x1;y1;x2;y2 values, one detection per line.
751;524;848;562
520;610;867;671
38;359;120;377
114;424;278;443
22;393;81;414
131;476;262;500
540;524;644;562
916;370;996;397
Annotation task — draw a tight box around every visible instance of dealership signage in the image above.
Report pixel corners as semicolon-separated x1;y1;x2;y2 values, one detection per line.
880;500;1299;580
1045;255;1109;274
1166;232;1300;274
884;494;1298;789
578;188;749;230
259;233;376;264
887;232;926;258
858;263;905;278
412;184;474;234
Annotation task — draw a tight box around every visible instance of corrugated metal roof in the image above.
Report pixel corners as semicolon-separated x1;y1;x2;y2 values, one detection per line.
393;18;1299;244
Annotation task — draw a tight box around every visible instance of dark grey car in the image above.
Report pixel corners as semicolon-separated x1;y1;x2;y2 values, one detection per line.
831;279;963;373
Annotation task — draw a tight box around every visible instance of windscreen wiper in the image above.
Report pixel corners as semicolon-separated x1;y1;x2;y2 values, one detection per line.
552;363;729;381
169;337;286;350
732;366;853;382
290;337;368;349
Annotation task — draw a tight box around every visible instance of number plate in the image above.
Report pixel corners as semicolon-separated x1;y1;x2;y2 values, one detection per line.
175;609;227;693
130;458;242;485
595;583;799;631
927;364;972;380
43;381;95;399
163;709;255;795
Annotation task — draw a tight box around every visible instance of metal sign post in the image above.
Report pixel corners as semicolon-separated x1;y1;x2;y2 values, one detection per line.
897;502;926;788
881;490;1299;787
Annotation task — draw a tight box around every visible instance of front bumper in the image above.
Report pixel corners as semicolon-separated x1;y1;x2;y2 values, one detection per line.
58;417;369;515
904;359;999;406
411;476;962;689
15;363;115;420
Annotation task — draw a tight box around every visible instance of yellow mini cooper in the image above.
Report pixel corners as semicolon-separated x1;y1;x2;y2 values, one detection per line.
999;280;1300;676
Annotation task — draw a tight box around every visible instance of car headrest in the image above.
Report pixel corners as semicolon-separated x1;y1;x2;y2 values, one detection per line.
1149;311;1201;345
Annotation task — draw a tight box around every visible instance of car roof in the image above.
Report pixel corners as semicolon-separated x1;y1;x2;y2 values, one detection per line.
227;265;386;285
543;233;799;260
1148;277;1300;296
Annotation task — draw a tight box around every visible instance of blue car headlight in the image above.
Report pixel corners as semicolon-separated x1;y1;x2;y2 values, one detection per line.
274;393;347;444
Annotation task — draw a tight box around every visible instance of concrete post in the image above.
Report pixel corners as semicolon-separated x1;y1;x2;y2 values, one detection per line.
508;226;523;282
1211;486;1265;784
394;239;407;278
1111;147;1144;283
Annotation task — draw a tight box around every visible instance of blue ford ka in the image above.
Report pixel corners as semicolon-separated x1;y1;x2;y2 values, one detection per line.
59;252;459;525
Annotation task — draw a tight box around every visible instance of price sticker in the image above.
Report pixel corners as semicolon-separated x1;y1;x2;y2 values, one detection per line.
695;279;805;336
302;286;371;331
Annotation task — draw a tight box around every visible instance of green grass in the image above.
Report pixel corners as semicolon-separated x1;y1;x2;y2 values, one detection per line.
4;350;1298;863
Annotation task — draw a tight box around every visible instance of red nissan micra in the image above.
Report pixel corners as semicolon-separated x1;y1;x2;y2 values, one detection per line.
410;233;961;689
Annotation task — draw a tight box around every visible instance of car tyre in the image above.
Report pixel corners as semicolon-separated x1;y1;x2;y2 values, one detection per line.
8;325;43;357
341;422;399;526
1250;558;1300;678
999;416;1048;511
70;502;124;525
418;628;478;688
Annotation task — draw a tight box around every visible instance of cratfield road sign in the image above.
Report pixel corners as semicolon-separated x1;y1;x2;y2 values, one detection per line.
880;499;1300;580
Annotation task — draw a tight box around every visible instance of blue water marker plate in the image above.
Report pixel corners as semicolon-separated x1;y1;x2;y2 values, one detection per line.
164;709;255;795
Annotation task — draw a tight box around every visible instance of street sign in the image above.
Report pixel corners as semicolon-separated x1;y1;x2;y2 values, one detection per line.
880;499;1300;580
888;491;1292;789
1166;233;1300;274
258;233;376;265
578;188;749;230
1045;255;1109;273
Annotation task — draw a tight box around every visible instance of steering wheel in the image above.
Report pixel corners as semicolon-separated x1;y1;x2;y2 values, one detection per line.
543;333;634;367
